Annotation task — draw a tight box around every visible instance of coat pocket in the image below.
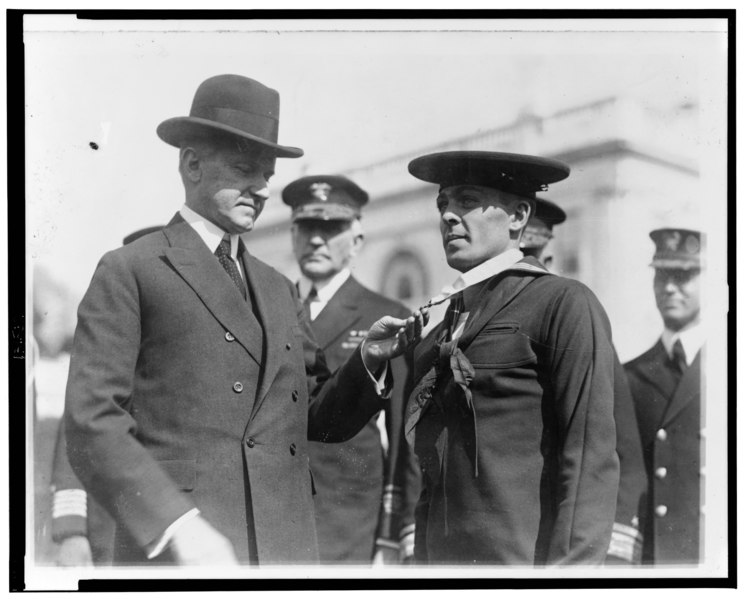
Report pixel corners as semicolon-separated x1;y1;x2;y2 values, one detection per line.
479;322;520;336
468;322;536;368
158;459;197;492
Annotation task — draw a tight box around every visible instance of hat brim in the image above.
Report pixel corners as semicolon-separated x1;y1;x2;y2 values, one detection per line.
408;151;570;194
157;117;304;158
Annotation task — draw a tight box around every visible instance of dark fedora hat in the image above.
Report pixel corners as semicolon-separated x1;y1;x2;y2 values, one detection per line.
408;151;570;199
157;74;303;158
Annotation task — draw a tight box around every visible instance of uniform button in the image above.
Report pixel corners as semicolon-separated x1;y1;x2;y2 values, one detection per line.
225;331;235;342
233;381;244;393
286;343;292;350
246;438;255;448
655;505;668;517
655;467;668;480
656;428;668;442
291;390;299;402
289;443;296;455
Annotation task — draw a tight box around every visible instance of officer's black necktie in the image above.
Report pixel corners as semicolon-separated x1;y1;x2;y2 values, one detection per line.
303;286;318;321
671;338;687;375
215;235;247;300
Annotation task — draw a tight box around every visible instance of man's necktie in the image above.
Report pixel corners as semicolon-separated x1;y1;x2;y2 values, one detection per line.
671;338;687;375
303;286;318;321
215;235;247;300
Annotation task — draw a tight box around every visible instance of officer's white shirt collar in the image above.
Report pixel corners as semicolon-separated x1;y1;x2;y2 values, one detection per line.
298;269;351;321
180;204;241;259
660;321;704;366
298;269;351;304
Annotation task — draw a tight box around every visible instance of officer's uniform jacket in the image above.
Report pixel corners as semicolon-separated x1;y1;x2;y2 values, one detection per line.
406;256;620;565
607;356;648;564
306;275;416;563
51;422;116;564
625;340;702;564
64;213;385;565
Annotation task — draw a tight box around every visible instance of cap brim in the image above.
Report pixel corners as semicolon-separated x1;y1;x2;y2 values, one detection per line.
157;117;304;158
408;151;570;187
650;259;701;270
292;203;358;221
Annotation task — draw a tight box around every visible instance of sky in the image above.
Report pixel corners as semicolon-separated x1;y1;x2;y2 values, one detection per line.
23;16;727;302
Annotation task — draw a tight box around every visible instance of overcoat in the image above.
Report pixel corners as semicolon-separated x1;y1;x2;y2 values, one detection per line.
307;276;416;563
624;340;702;564
406;258;620;565
64;214;385;565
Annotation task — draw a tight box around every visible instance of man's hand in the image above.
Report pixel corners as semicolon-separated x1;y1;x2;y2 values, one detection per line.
55;535;93;567
362;310;429;373
169;515;239;566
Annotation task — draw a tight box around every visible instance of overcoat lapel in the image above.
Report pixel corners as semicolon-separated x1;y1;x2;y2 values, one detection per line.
242;248;290;420
162;215;264;366
660;350;702;427
312;277;363;350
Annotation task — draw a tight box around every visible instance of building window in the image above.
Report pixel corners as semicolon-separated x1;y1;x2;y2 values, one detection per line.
380;250;429;306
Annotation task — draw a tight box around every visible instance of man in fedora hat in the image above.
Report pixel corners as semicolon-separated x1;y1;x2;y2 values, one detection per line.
403;151;621;565
518;197;648;564
63;74;425;566
624;228;704;564
282;175;420;564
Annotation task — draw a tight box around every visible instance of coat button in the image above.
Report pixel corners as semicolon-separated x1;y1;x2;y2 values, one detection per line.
655;467;668;480
656;428;667;442
225;331;235;342
291;390;299;402
246;438;255;448
289;443;296;455
286;342;292;350
233;381;244;393
655;505;668;517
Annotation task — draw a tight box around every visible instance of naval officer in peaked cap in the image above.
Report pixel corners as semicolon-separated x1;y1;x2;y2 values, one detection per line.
282;175;420;565
402;150;621;565
518;195;566;267
624;227;704;564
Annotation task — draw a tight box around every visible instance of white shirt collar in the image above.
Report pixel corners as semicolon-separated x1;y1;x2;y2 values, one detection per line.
444;248;525;296
180;204;240;259
298;269;351;303
660;321;704;366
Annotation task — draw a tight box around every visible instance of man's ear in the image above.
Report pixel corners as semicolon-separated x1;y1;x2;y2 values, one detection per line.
348;219;365;259
509;200;532;232
179;147;202;183
349;231;365;259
